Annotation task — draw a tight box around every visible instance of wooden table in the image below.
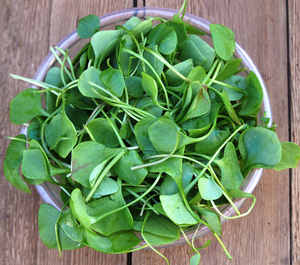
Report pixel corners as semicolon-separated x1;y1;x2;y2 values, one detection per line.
1;0;299;264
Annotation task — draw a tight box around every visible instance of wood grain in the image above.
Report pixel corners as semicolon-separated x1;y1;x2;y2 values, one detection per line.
0;1;133;265
132;0;290;264
288;0;300;263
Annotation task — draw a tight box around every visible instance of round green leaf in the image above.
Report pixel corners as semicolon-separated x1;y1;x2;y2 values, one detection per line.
77;15;100;39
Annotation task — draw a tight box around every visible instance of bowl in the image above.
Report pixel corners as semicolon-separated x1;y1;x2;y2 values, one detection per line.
20;7;271;248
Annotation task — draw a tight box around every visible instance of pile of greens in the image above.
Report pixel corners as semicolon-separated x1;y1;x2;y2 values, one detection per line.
4;1;300;264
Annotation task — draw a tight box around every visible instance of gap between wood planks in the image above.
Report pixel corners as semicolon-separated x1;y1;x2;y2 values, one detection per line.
285;0;293;264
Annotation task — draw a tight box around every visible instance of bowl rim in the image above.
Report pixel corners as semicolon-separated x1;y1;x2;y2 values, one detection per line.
20;6;272;248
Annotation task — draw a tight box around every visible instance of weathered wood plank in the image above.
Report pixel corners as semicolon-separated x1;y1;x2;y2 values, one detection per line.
132;0;290;264
288;0;300;263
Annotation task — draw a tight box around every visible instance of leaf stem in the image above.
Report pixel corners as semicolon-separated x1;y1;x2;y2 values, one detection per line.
188;124;246;189
141;211;170;265
40;107;70;168
50;47;73;81
210;194;256;220
55;199;69;257
212;231;233;260
94;173;161;222
55;47;76;80
142;46;192;84
131;131;180;170
213;80;247;94
201;60;219;85
124;188;159;215
85;148;127;202
100;109;126;148
207;61;223;87
121;47;170;109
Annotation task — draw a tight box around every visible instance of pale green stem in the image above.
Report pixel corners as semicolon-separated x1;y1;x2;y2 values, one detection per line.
94;173;161;222
85;148;127;202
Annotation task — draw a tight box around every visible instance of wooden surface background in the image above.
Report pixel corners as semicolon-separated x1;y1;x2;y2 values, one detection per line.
0;0;298;264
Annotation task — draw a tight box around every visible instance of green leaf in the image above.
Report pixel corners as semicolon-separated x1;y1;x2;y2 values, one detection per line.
45;112;77;158
182;34;215;72
239;71;263;116
65;105;89;130
193;206;222;236
72;42;90;65
81;227;112;253
274;142;300;171
130;20;153;40
190;253;201;265
187;66;207;84
148;117;196;153
58;209;83;243
160;162;193;195
166;19;188;45
84;176;119;199
195;128;230;155
70;189;96;233
100;68;125;97
216;59;242;80
125;76;144;98
137;44;164;79
5;134;26;170
172;14;206;36
119;122;133;140
119;35;138;76
149;147;184;183
181;100;222;135
179;39;207;68
122;17;141;30
165;59;194;86
45;67;70;87
10;88;49;124
77;15;100;39
147;23;177;55
198;176;223;200
38;204;83;250
27;118;42;141
89;180;133;236
179;83;211;123
3;159;31;194
113;150;148;186
86;118;120;148
160;192;199;225
135;117;158;156
241;127;282;174
214;142;244;191
78;67;106;98
148;117;180;154
136;96;163;118
212;75;247;101
218;91;241;125
108;230;141;253
91;29;123;67
142;213;180;245
72;141;120;188
21;149;49;180
210;24;235;61
142;72;164;109
229;190;253;199
65;87;96;110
